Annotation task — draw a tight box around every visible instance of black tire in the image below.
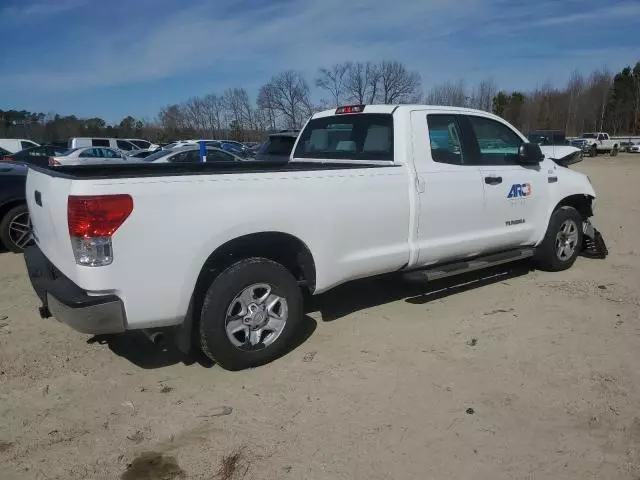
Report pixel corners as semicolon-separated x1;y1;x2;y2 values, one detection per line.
534;206;583;272
589;145;598;157
0;204;31;253
199;257;302;370
610;146;618;157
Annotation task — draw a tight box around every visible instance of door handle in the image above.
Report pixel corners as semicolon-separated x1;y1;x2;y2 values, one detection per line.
484;176;503;185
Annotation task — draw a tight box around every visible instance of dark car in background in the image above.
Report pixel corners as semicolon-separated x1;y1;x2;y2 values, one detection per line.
253;131;299;162
2;144;69;167
0;162;31;253
527;130;570;146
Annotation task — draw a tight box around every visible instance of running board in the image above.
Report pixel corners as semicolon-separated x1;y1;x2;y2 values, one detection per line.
403;247;534;283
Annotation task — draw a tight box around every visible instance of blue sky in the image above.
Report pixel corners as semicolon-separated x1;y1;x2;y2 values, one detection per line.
1;0;638;123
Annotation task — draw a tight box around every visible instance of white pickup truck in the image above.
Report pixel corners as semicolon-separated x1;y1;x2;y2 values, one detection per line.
571;132;619;157
24;105;607;370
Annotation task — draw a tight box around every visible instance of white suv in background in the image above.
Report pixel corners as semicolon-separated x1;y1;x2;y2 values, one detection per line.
68;137;141;154
0;138;40;153
127;139;160;151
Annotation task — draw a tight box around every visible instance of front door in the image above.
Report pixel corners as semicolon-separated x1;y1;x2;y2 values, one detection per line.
410;111;487;267
464;115;545;250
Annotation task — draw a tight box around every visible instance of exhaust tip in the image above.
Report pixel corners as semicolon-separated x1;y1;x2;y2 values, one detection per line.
143;329;165;347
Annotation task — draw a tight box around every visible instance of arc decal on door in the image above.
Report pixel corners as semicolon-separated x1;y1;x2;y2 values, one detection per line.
507;183;532;199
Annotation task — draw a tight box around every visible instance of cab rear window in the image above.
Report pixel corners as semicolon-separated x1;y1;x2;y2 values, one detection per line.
294;114;393;161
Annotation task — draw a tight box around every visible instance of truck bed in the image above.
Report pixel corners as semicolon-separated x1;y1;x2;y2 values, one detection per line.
30;161;395;180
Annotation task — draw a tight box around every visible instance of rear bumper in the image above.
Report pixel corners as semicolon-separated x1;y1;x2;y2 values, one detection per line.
24;245;126;334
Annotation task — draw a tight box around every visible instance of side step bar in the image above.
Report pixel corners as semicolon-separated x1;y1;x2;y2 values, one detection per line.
403;247;534;283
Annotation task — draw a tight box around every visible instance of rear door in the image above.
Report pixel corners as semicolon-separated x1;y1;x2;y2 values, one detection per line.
410;111;487;266
464;115;545;249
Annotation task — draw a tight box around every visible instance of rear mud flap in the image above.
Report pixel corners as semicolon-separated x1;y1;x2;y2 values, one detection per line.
582;219;608;259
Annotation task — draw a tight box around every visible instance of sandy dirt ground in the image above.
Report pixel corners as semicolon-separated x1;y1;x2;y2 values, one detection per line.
1;155;640;480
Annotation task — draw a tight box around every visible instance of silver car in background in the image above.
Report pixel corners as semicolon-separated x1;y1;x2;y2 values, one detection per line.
140;145;248;163
48;147;129;166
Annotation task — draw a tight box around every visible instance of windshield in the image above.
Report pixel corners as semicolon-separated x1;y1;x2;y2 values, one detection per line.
258;136;296;156
582;133;597;139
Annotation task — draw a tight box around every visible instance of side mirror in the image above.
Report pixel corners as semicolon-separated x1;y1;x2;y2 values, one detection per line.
518;143;544;164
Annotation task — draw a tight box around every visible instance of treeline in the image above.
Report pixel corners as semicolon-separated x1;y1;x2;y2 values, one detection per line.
2;59;639;143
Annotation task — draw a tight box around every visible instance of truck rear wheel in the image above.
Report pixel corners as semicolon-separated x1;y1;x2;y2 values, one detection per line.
610;146;619;157
198;257;303;370
534;206;583;272
589;145;597;157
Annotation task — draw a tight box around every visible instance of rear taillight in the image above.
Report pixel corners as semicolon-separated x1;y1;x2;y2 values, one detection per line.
3;155;13;161
48;157;61;167
68;195;133;266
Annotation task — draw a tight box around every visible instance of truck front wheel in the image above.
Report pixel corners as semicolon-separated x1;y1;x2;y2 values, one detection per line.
198;257;303;370
534;206;583;272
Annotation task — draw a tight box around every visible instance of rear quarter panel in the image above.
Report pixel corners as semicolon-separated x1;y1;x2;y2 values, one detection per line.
67;167;411;329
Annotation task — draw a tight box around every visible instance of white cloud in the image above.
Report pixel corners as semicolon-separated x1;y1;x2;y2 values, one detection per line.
0;0;86;17
0;0;483;91
0;0;637;98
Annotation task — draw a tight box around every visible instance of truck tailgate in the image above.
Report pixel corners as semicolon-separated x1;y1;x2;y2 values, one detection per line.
26;168;76;277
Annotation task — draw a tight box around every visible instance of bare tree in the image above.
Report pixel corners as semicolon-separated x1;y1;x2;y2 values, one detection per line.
469;78;497;112
426;80;468;107
378;61;421;104
158;104;186;134
344;62;380;104
564;70;584;135
316;63;349;107
201;94;224;137
183;97;207;133
584;68;612;132
259;71;312;129
257;84;278;130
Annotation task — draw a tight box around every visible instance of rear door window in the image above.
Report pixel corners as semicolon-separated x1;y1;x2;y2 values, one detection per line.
206;150;234;162
91;139;110;147
101;148;121;158
294;114;394;161
79;148;98;158
116;140;135;151
427;115;466;165
21;141;38;150
131;140;150;149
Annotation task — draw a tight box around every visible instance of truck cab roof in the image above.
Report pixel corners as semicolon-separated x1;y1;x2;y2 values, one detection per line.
311;104;507;120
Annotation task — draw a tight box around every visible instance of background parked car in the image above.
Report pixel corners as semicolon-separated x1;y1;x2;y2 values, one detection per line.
126;139;160;151
48;147;129;166
0;162;30;253
126;150;155;159
68;137;141;154
0;138;40;154
527;130;570;145
629;143;640;153
141;145;248;163
2;145;70;167
218;140;253;157
253;131;298;162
